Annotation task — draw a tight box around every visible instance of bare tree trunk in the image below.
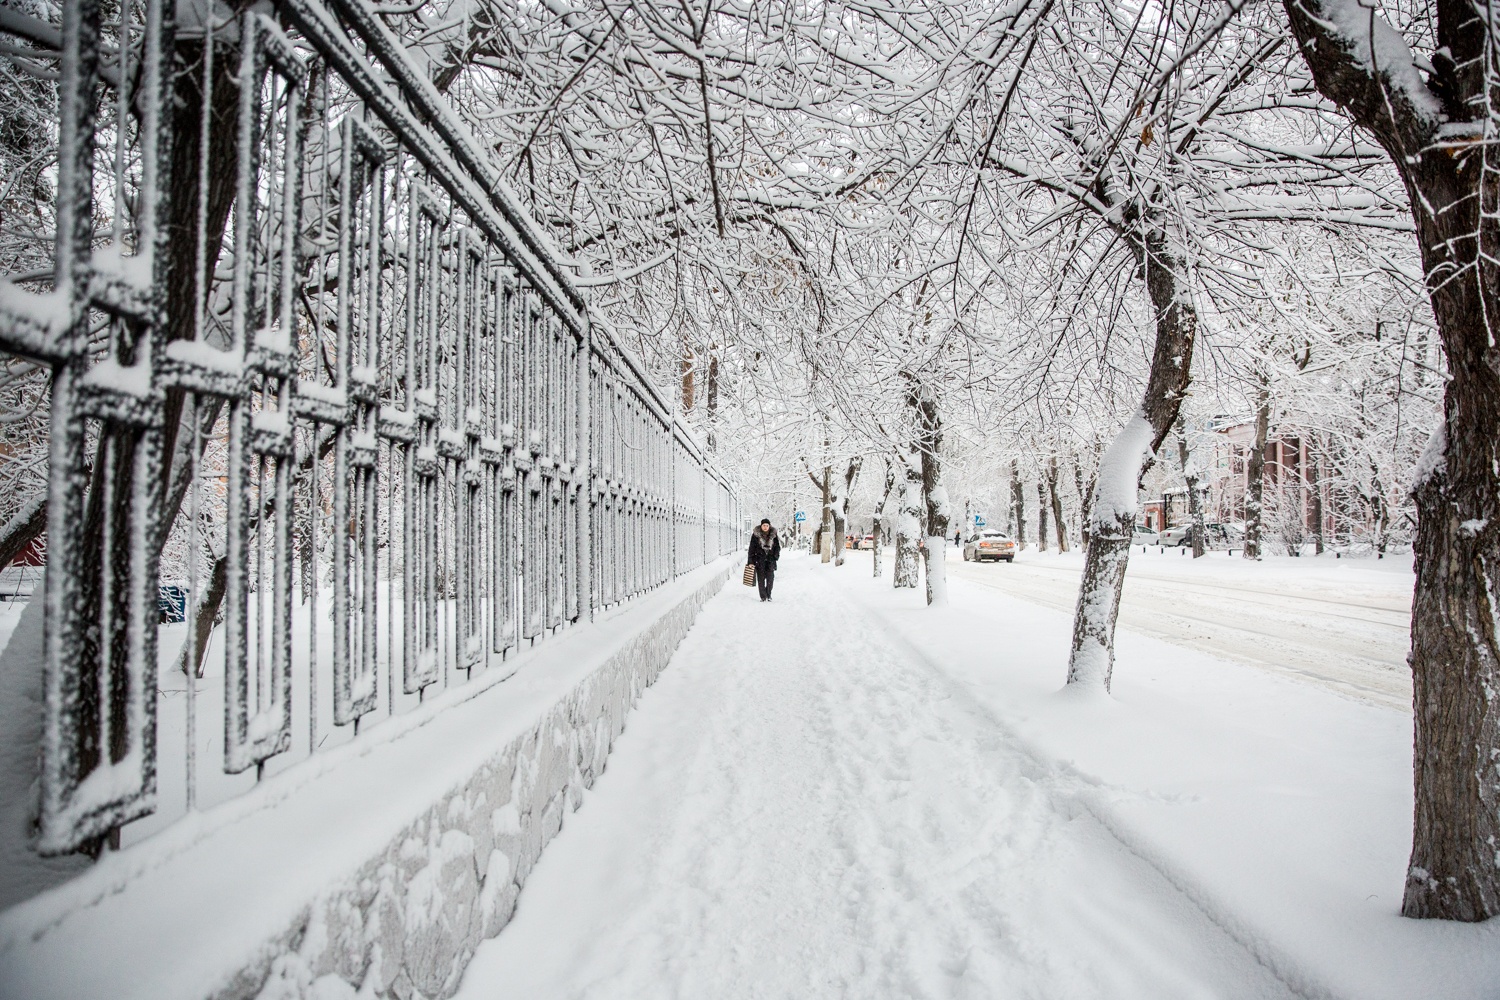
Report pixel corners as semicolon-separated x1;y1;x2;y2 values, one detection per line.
705;350;719;451
680;343;695;411
1283;0;1500;920
1309;436;1324;555
1036;480;1049;552
830;457;862;567
1242;387;1271;560
820;464;832;562
1010;460;1026;549
911;385;948;606
177;423;334;677
1372;484;1389;560
806;462;833;563
1074;451;1096;550
872;461;895;578
893;450;921;589
1068;225;1197;690
1176;419;1206;558
1047;456;1068;552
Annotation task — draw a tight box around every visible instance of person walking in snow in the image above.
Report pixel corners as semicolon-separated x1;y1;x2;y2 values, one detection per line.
748;519;781;602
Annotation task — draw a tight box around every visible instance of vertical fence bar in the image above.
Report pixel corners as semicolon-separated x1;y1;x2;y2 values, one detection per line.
2;0;739;860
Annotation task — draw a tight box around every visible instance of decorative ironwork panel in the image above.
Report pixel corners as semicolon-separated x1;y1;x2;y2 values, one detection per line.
331;115;384;727
0;0;180;853
0;0;740;860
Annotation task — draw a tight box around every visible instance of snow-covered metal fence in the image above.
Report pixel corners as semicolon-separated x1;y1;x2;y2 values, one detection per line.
0;0;738;858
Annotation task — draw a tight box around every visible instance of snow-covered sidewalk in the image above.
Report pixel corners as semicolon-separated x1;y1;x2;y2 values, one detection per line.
454;555;1313;999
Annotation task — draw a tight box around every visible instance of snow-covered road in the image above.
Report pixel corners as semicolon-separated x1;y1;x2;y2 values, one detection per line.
454;559;1294;999
947;549;1412;710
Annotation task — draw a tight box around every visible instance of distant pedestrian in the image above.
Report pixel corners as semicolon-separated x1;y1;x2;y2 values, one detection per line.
954;528;961;547
748;518;781;601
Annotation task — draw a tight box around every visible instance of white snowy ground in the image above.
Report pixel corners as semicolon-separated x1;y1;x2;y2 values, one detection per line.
948;546;1413;709
453;550;1500;1000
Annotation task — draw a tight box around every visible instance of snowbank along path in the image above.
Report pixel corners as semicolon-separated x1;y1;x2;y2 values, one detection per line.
948;549;1412;710
454;556;1294;999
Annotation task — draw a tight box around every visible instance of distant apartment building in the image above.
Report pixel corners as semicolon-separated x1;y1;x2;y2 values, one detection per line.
1140;417;1335;542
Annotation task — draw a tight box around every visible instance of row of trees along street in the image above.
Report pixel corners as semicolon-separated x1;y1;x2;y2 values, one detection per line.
0;0;1495;921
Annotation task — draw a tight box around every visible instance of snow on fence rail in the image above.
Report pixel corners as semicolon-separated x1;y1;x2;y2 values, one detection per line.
0;0;738;859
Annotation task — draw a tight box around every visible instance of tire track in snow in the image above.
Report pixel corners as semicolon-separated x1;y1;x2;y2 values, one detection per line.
947;558;1411;710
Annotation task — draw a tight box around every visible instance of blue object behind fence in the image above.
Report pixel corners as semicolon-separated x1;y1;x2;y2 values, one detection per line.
157;586;187;624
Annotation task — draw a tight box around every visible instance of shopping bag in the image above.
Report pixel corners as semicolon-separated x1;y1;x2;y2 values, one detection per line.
742;563;757;587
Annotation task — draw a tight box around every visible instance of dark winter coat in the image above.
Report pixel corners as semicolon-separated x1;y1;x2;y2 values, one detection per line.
748;528;781;570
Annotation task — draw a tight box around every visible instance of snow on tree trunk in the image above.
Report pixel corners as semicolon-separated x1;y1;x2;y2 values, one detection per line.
807;462;833;564
1067;414;1154;687
830;477;846;566
1308;436;1325;555
893;453;921;589
1372;485;1390;559
1242;388;1271;560
821;462;833;563
912;385;948;606
1010;460;1026;549
1281;0;1500;919
1067;223;1197;691
872;461;894;579
830;457;861;567
1048;456;1068;553
1036;480;1048;552
1074;452;1096;550
1175;421;1206;559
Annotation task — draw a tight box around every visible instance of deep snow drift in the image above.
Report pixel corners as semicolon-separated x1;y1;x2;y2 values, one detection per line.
453;550;1497;1000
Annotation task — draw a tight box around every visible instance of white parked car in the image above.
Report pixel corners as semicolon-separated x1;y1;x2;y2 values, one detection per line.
1158;524;1192;546
1160;522;1244;549
963;531;1017;563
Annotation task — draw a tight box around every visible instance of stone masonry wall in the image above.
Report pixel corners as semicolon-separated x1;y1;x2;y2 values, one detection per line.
221;568;731;1000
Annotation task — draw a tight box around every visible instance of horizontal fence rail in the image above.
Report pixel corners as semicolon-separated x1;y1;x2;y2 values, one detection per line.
0;0;739;857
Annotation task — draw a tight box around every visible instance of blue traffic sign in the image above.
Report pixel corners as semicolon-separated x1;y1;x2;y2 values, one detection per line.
794;511;806;522
974;516;986;527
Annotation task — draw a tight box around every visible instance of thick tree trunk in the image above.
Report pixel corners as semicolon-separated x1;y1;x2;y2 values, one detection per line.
1372;485;1389;559
680;344;695;411
911;386;948;606
807;464;833;563
1074;451;1096;549
1068;227;1197;690
177;424;334;676
1067;417;1152;688
893;451;921;589
1309;437;1324;555
872;461;895;578
1010;460;1026;549
1048;456;1068;553
1281;0;1500;920
1242;387;1271;560
821;465;833;562
830;457;861;567
1176;421;1206;558
1036;480;1049;552
705;351;719;451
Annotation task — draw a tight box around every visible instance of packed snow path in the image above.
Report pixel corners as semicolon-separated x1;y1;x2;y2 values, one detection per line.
455;558;1294;999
